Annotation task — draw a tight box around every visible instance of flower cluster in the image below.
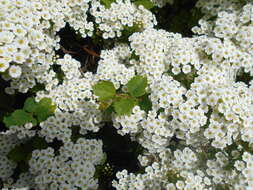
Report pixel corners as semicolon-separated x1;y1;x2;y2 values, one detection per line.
90;0;157;39
194;1;253;72
129;29;179;78
0;0;253;189
36;55;103;142
0;0;61;80
28;138;104;190
112;147;208;190
107;1;253;189
95;44;135;89
0;0;157;93
4;122;36;139
0;133;21;180
114;145;253;189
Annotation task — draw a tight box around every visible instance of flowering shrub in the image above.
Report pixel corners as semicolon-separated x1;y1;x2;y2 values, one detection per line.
0;0;253;190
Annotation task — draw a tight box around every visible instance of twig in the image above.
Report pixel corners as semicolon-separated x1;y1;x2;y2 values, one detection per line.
82;46;100;57
60;45;77;55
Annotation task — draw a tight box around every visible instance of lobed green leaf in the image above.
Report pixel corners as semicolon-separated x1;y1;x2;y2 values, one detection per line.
113;97;137;115
127;75;148;97
134;0;155;10
23;97;37;113
100;0;115;8
93;81;116;101
3;109;37;128
138;94;152;113
33;98;56;122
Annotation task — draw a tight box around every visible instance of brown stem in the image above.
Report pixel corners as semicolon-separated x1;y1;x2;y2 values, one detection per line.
82;46;100;57
60;45;77;55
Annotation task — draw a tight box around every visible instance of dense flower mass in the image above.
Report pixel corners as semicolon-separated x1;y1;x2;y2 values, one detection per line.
0;0;253;190
28;139;104;190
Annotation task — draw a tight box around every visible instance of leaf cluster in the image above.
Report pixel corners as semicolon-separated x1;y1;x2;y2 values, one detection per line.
92;75;152;116
7;136;48;163
3;97;56;128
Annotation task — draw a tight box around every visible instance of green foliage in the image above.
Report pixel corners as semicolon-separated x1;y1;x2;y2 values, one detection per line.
138;94;152;113
7;145;28;163
236;70;253;85
166;170;184;183
100;0;115;8
33;98;56;122
119;24;142;43
155;0;204;37
215;184;233;190
7;136;48;164
29;83;45;93
93;75;151;117
130;51;140;60
94;153;108;179
133;0;155;9
3;97;56;128
127;75;148;97
197;144;219;169
169;67;197;89
4;110;37;127
23;97;56;122
93;81;116;101
23;97;37;113
238;140;253;154
113;97;137;115
31;136;48;150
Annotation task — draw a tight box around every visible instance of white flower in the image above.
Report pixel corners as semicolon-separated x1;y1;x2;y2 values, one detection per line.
234;160;245;171
8;65;22;78
176;180;185;189
182;64;191;74
0;31;15;44
0;58;9;72
15;37;29;49
243;152;252;162
13;24;27;37
13;52;25;64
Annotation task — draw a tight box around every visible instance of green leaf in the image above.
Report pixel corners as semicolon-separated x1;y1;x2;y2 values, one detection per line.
113;97;137;115
99;99;113;111
3;110;37;128
32;136;48;150
127;75;148;97
29;83;45;93
138;94;152;112
100;0;115;8
24;97;56;123
94;164;104;179
134;0;155;9
7;145;27;162
157;108;165;114
3;115;15;127
23;97;37;113
104;104;114;114
34;98;56;122
93;81;116;101
30;117;37;126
